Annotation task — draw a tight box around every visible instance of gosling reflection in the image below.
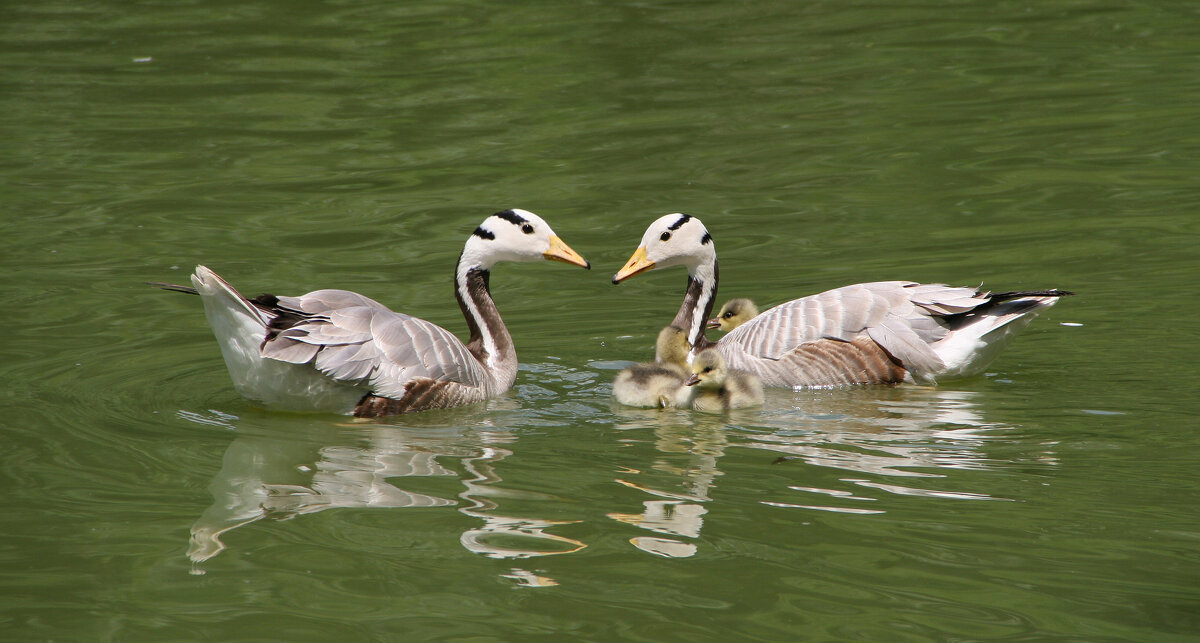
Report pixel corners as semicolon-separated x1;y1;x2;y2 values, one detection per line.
185;413;585;565
607;411;733;558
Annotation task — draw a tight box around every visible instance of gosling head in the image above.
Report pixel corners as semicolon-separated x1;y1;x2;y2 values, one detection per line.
707;298;759;332
654;325;691;368
685;349;728;390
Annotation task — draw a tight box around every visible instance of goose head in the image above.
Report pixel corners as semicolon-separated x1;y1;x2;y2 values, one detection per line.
612;213;714;283
707;298;759;332
654;325;691;368
461;209;590;271
684;348;728;390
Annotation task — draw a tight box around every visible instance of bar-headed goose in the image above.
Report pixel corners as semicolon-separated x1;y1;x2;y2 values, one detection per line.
162;209;590;416
612;325;690;408
708;298;759;333
612;213;1072;388
674;348;764;412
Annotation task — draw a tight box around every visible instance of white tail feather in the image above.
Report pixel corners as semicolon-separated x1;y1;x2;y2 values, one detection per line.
190;266;363;411
931;296;1060;378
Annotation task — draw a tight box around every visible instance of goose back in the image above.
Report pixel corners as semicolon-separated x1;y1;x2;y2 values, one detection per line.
717;281;1064;385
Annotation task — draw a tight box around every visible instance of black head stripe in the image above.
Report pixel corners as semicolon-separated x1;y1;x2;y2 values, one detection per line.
472;226;495;240
667;213;692;231
494;209;529;226
700;231;712;245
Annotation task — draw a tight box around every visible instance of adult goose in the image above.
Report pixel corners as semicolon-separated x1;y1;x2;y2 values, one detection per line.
612;213;1072;389
161;209;590;416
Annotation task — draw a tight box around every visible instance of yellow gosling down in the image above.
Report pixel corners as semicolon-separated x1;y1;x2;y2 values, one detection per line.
674;348;764;412
612;326;690;408
707;298;759;333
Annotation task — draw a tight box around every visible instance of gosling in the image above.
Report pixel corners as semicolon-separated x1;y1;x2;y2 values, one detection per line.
674;348;764;412
613;326;691;408
707;298;759;333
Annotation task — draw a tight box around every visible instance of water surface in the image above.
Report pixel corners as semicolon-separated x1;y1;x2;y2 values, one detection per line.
3;1;1199;640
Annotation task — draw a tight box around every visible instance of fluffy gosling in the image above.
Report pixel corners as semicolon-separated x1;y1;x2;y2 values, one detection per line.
613;326;691;408
707;298;759;333
674;348;764;412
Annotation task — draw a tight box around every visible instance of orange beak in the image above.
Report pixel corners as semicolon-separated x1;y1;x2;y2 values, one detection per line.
543;235;590;269
611;246;656;284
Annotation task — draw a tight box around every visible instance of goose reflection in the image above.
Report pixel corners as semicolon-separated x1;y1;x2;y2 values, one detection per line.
456;443;585;559
750;387;1015;474
606;386;1055;557
185;410;584;567
739;387;1048;515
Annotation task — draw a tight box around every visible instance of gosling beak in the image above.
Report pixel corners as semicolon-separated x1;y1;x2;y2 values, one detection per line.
544;235;591;269
611;246;655;284
706;316;722;330
684;374;701;387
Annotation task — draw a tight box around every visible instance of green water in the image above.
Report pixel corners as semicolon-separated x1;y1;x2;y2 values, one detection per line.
3;0;1199;640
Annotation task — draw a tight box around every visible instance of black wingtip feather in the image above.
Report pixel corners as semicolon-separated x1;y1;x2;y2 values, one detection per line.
988;289;1076;302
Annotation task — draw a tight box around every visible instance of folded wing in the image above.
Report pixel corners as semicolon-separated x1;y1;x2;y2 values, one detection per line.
259;289;487;399
719;281;992;377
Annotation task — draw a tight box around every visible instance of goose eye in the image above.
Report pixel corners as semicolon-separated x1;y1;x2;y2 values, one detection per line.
703;366;713;373
723;312;734;318
660;231;671;242
521;224;534;234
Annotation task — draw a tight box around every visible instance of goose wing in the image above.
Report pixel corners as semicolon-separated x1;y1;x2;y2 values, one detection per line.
719;281;989;374
259;289;487;399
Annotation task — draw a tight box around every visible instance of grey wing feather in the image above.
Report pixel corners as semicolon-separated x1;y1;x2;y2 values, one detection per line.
865;317;945;373
282;289;389;313
314;339;381;382
262;338;321;364
293;308;375;346
261;289;487;399
719;281;986;372
722;281;910;359
906;283;990;314
373;314;482;378
716;280;1061;385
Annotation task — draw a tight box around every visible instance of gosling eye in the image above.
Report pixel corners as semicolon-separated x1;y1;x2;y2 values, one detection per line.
660;231;671;242
723;312;734;319
703;366;713;373
522;224;534;234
